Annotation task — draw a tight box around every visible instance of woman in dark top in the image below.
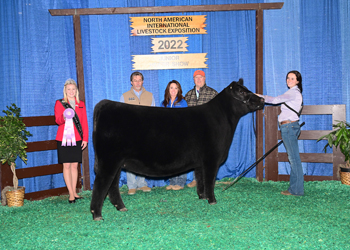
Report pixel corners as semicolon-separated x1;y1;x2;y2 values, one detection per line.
161;80;188;190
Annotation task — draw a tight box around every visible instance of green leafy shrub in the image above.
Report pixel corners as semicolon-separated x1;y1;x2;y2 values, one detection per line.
0;104;32;190
317;120;350;168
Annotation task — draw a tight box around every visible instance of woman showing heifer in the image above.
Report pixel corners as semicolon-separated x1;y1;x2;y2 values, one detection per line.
258;71;304;196
161;80;188;190
55;79;89;203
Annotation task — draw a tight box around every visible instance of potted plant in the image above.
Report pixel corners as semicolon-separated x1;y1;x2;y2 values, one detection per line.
0;104;32;206
317;120;350;185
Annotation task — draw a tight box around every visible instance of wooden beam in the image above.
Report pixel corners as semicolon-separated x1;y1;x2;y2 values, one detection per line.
49;3;284;16
24;187;68;201
23;116;56;127
278;175;335;182
26;140;57;152
16;164;63;179
278;152;333;163
278;130;334;140
301;105;334;115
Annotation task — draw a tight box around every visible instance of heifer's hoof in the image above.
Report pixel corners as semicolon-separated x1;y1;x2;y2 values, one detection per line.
209;201;217;205
91;210;104;221
198;194;207;200
114;204;127;212
93;216;104;221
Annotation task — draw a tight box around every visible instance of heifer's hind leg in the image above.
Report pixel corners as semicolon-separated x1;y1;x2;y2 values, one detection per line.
90;162;121;220
108;168;127;212
90;172;114;220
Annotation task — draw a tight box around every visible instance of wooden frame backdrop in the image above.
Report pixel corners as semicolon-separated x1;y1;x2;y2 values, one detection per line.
0;3;287;201
49;2;284;183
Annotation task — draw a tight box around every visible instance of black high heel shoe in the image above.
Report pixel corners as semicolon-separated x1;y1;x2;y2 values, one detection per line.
69;199;76;203
74;196;84;200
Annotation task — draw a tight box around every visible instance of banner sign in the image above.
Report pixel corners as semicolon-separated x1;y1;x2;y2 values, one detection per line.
132;53;207;70
151;37;188;53
130;15;207;36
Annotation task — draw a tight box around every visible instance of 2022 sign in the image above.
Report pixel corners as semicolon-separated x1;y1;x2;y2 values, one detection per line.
151;37;188;53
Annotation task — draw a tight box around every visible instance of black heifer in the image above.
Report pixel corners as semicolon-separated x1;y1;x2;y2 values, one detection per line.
91;79;264;220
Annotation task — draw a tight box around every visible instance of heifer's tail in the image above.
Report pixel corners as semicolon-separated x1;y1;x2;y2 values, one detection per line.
223;122;305;191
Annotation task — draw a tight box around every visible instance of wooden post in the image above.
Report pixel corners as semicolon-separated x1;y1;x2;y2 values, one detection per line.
332;105;346;179
255;7;264;181
264;107;280;181
73;15;91;191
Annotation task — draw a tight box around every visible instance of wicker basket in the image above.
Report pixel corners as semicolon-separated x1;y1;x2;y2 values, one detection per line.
340;167;350;186
5;187;25;207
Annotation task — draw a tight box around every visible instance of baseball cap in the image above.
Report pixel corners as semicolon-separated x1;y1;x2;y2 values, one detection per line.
193;70;205;77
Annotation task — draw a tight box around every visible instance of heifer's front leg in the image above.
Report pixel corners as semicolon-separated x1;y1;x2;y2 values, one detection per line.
108;169;127;212
194;168;206;200
202;166;218;205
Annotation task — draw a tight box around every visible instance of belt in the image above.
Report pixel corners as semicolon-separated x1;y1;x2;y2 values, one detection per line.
280;120;298;125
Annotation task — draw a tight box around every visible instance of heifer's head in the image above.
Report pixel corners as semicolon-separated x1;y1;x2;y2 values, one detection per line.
228;78;264;112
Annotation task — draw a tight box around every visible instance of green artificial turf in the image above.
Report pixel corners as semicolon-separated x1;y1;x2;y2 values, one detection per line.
1;178;350;249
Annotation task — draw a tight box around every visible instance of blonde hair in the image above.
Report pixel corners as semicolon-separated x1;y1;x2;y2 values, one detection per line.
63;79;80;103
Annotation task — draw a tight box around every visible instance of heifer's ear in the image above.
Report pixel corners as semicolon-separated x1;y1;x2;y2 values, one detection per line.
238;78;244;86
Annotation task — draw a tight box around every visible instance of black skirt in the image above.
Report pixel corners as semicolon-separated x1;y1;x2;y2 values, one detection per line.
57;141;83;163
